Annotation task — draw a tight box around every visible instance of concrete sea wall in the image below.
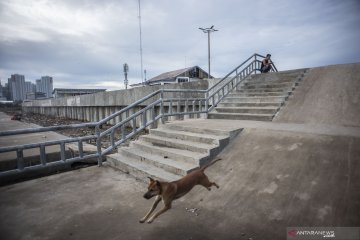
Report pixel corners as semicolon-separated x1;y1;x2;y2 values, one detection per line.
22;80;220;125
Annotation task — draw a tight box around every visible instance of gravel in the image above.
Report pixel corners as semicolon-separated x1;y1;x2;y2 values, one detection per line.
2;108;147;149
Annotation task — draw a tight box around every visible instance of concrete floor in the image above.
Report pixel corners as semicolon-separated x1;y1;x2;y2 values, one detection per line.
1;124;359;240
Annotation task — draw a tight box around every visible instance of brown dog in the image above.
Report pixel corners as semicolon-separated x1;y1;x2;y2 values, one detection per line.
139;158;221;223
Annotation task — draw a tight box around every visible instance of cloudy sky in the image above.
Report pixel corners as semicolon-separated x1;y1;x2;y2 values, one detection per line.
0;0;359;91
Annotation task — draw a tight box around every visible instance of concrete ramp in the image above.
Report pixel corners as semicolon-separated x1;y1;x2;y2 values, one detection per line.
1;121;358;240
183;125;360;239
275;63;360;127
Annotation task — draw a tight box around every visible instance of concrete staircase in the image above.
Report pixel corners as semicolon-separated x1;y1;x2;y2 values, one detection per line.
208;69;308;121
106;123;241;181
106;69;308;181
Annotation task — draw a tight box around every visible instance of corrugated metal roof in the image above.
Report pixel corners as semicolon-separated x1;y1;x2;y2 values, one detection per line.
147;66;195;83
52;88;106;94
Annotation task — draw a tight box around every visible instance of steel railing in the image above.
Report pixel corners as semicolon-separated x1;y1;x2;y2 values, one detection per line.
0;53;277;179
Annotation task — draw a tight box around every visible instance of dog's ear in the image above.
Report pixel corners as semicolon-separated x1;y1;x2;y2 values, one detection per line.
147;177;154;182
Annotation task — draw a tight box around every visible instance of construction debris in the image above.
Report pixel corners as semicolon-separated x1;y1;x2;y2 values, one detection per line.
3;109;146;149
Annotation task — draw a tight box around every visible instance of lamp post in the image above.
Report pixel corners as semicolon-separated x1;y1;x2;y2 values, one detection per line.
138;0;144;84
123;63;129;89
199;25;218;79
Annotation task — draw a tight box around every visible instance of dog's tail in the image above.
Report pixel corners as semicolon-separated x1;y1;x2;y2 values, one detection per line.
200;158;222;171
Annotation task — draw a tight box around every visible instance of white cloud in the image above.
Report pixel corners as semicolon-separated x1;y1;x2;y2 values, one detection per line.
0;0;359;88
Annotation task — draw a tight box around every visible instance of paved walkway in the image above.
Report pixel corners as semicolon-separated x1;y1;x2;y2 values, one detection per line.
1;114;359;239
167;118;360;138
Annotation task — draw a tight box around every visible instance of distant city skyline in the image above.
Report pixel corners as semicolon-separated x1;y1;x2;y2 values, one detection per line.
0;74;54;101
36;76;53;98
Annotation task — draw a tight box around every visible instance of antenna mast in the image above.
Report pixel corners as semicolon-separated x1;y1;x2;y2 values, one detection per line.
138;0;144;84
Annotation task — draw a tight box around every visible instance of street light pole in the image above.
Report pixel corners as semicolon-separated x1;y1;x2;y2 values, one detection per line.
138;0;144;84
199;25;218;79
123;63;129;90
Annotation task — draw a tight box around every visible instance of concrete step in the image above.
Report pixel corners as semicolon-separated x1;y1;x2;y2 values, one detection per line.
131;141;205;164
246;76;299;84
106;122;238;182
106;154;182;182
139;134;216;154
250;69;306;82
118;147;198;176
159;124;233;138
243;82;296;89
208;112;274;121
217;102;281;108
228;92;289;97
214;106;279;114
149;128;225;145
221;96;287;103
236;86;294;93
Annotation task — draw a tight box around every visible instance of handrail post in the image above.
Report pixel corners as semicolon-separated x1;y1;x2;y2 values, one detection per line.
95;125;102;166
17;148;24;171
40;145;46;166
255;55;257;71
60;142;66;162
160;89;165;124
235;69;239;84
205;91;209;118
176;101;181;120
184;100;189;119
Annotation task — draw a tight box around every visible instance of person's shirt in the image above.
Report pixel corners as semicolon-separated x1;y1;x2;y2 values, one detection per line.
262;58;271;65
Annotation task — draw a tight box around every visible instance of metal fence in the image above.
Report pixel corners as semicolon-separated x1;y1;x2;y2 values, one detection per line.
0;53;277;179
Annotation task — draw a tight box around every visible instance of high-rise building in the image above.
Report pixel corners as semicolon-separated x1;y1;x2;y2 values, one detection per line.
25;81;33;93
31;83;36;93
0;80;4;100
36;76;53;98
3;83;10;100
8;74;26;101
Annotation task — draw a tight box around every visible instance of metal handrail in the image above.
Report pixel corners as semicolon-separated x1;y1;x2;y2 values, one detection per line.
0;53;277;178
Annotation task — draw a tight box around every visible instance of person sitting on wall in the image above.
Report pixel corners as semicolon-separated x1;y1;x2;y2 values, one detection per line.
260;54;272;73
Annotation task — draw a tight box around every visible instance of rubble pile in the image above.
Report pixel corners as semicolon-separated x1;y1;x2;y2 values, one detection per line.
3;109;146;149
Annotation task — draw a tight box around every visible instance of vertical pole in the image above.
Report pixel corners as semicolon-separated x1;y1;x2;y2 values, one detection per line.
17;149;24;170
160;90;164;124
121;124;126;141
60;142;66;161
177;100;181;120
142;110;147;128
40;145;46;166
151;105;156;128
110;130;115;148
138;0;144;84
255;54;257;71
124;71;128;90
95;125;102;166
208;31;211;79
205;91;209;119
205;92;209;111
78;140;84;158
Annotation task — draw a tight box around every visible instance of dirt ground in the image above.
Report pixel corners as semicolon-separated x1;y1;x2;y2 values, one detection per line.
0;105;144;149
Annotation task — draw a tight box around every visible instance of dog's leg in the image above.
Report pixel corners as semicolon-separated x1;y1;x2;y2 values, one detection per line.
139;195;161;223
200;175;220;191
146;202;172;224
204;182;219;191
